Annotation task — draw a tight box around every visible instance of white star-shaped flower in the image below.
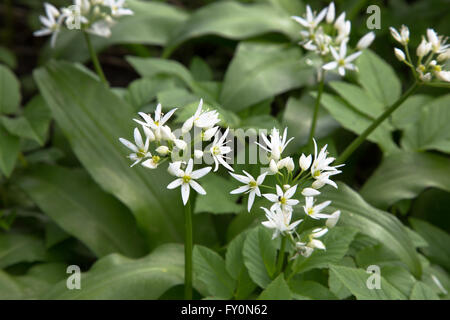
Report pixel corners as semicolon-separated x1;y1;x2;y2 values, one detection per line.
209;128;233;172
182;99;221;133
230;171;268;212
134;104;177;141
261;206;303;239
303;196;331;220
291;5;327;30
256;128;293;161
263;184;299;211
322;41;362;76
119;127;153;167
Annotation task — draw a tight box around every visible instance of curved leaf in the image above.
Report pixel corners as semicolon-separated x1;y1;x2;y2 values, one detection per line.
0;233;47;268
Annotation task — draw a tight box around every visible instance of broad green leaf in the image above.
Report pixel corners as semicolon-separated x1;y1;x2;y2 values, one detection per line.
42;0;188;62
320;182;422;277
0;64;20;114
329;265;406;300
329;81;385;118
194;174;244;214
243;226;278;288
381;265;417;298
124;77;176;110
356;50;401;106
189;56;213;82
401;94;450;153
17;164;147;258
319;92;398;153
44;244;184;299
220;41;315;111
355;244;404;269
361;152;450;209
328;257;356;299
409;218;450;271
166;1;299;50
0;123;20;177
0;46;17;69
410;282;440;300
0;233;47;268
263;0;304;15
289;278;338;300
258;274;291;300
33;61;185;247
391;94;433;129
194;245;236;299
291;227;358;274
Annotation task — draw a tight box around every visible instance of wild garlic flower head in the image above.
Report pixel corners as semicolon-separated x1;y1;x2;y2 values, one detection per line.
391;26;450;83
34;0;134;47
261;206;303;240
291;2;374;76
120;100;232;206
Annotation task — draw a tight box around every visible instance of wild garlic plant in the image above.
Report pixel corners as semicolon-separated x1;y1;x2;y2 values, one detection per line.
291;2;375;147
119;99;232;299
34;0;133;85
230;128;343;275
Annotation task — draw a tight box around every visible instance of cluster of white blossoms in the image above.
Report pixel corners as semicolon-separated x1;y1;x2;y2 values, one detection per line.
391;26;450;82
291;2;375;76
34;0;133;47
120;100;233;205
230;128;343;258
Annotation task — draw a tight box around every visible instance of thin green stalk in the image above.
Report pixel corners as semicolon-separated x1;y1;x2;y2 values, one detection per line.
275;236;287;276
336;81;420;164
83;32;108;86
184;198;193;300
308;73;325;150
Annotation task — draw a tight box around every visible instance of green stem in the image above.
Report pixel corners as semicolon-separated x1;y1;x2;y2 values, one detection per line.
184;198;193;300
308;73;325;149
275;236;287;276
83;32;108;86
336;81;420;164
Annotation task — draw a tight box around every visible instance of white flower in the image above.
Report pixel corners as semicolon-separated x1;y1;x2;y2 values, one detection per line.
134;104;177;141
105;0;134;17
303;196;331;219
277;157;295;172
167;159;211;205
269;159;278;174
256;128;293;161
326;2;335;24
263;184;299;211
301;188;320;197
308;227;328;249
34;3;63;47
394;48;406;61
168;161;184;176
119;127;151;167
156;145;169;156
311;171;341;189
310;138;342;188
182;99;220;133
209;128;233;172
87;20;113;38
427;28;449;53
435;69;450;82
230;171;268;212
202;126;219;141
261;206;302;239
326;210;341;228
356;32;375;50
437;49;450;62
173;139;187;150
299;153;312;171
291;5;327;30
322;41;362;76
416;37;432;58
194;149;204;159
390;25;409;45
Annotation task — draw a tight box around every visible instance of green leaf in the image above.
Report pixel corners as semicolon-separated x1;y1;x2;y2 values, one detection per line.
356;50;401;106
401;94;450;153
291;227;358;274
410;282;440;300
329;265;406;300
44;244;184;299
289;278;338;300
0;123;20;177
194;174;244;214
17;164;147;258
166;1;299;50
243;226;278;288
33;61;185;248
124;77;176;110
258;274;291;300
328;257;356;299
0;64;20;114
220;41;315;111
0;233;47;268
43;0;188;62
391;94;433;129
189;56;213;82
194;245;236;299
360;152;450;209
320;182;422;278
409;218;450;271
0;46;17;69
319;92;398;153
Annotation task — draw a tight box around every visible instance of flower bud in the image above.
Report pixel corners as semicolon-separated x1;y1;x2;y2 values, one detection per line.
394;48;406;61
356;32;375;50
182;116;194;134
326;210;341;228
194;149;204;159
416;37;431;58
174;139;187;150
301;188;321;197
142;126;155;142
269;159;278;174
326;2;335;24
203;126;219;141
299;153;312;171
437;49;450;62
156;145;169;155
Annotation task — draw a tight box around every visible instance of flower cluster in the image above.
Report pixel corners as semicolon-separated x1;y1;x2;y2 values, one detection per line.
291;2;375;76
391;26;450;82
119;100;233;205
230;128;343;258
34;0;133;47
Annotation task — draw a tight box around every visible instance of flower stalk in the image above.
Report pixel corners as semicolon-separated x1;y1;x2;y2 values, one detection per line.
184;197;193;300
83;32;108;86
308;72;325;150
275;236;287;276
336;81;420;164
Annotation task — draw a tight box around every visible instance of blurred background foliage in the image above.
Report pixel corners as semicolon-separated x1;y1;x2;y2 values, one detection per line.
0;0;449;299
